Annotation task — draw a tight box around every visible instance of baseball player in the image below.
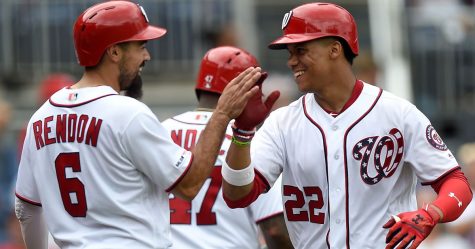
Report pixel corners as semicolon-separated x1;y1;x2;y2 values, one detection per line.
14;1;263;248
221;3;473;249
163;46;292;249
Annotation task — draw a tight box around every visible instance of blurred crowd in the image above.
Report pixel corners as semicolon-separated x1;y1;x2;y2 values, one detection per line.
0;73;74;249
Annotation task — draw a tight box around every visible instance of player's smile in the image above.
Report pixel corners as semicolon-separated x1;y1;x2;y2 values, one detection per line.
293;69;306;88
138;61;146;75
291;68;308;92
294;70;304;79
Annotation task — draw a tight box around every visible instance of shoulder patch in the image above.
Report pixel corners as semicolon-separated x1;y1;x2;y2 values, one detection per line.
425;125;447;151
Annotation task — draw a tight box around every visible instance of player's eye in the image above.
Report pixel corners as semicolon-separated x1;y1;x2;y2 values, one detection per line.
287;50;294;60
296;47;306;55
140;41;148;49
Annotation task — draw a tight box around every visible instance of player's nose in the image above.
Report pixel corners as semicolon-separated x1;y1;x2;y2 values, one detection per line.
144;49;151;61
287;54;298;69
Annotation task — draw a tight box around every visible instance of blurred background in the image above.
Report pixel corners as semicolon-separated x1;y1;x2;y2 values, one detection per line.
0;0;474;248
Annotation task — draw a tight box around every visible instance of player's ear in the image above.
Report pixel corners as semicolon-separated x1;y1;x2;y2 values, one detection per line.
329;39;342;59
105;44;123;63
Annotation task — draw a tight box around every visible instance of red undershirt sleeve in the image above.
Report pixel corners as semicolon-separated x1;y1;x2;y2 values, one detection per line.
429;169;473;222
223;170;269;208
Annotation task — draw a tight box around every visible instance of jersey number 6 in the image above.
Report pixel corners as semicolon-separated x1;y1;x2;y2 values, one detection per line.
283;185;325;224
55;152;88;217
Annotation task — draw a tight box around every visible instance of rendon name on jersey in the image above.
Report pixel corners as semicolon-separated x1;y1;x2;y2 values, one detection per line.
31;114;102;150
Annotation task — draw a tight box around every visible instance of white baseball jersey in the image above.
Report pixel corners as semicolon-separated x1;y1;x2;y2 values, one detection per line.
250;82;459;249
16;86;192;249
162;111;283;249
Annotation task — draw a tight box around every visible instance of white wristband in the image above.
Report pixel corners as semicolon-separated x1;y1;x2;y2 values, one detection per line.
221;160;255;186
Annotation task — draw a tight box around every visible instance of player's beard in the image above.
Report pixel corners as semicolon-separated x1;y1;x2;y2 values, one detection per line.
118;61;144;100
124;75;143;100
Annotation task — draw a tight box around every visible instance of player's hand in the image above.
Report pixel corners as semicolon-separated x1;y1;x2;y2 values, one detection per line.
216;67;263;121
383;208;439;249
233;72;280;131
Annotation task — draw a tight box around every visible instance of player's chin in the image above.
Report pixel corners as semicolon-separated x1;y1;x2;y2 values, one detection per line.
295;80;308;93
124;75;143;100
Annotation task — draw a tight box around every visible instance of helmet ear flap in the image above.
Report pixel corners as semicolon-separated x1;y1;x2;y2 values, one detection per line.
195;46;259;96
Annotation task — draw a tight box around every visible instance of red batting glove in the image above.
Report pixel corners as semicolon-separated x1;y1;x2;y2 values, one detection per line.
383;206;440;249
233;72;280;131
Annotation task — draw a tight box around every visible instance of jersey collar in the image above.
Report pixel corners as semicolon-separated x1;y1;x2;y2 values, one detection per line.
49;86;119;107
321;79;364;117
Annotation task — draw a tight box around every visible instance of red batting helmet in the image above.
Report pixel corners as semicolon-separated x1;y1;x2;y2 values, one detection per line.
39;73;75;103
195;46;259;97
73;1;167;67
269;2;359;55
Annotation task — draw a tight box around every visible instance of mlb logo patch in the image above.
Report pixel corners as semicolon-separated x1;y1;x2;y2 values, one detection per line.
175;153;185;167
68;93;78;101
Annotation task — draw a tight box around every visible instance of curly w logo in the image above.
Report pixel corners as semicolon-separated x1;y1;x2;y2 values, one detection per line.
352;128;405;185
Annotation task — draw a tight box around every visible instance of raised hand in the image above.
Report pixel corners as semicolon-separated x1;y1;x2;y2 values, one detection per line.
234;71;280;131
215;67;263;121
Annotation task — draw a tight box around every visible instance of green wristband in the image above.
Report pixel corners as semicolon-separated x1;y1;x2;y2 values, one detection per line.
231;136;251;147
